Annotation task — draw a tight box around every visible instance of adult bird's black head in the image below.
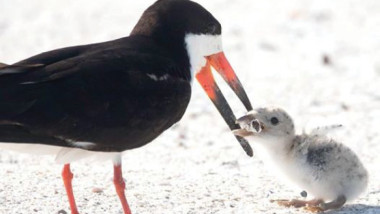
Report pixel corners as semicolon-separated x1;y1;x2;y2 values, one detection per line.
132;0;254;156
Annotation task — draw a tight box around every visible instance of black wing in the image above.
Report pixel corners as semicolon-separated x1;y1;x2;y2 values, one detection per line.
0;36;191;151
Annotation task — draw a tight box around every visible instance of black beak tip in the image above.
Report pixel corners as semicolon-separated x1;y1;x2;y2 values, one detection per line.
236;136;253;157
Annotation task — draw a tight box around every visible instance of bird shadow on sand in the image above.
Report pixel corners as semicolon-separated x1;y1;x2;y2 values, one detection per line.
324;204;380;214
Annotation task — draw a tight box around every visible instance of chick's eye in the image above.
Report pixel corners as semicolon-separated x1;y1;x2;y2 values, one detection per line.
270;117;279;125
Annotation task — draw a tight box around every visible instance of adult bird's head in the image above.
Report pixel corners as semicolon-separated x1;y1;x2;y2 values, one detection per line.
131;0;253;156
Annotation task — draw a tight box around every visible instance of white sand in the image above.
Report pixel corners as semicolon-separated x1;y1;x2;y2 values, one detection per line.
0;0;379;213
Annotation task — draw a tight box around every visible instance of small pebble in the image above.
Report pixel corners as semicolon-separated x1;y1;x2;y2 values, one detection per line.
322;54;331;66
92;187;103;193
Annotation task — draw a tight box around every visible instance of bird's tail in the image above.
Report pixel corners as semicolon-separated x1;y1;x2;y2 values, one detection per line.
0;62;44;75
0;62;44;118
0;62;8;68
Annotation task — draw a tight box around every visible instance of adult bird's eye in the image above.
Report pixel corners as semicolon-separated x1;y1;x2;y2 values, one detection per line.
270;117;279;125
205;23;217;34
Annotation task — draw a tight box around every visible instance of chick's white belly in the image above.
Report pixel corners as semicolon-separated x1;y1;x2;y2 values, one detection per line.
287;144;368;201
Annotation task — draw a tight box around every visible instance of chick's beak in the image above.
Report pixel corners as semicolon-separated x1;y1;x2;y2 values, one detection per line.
232;129;254;137
196;51;253;157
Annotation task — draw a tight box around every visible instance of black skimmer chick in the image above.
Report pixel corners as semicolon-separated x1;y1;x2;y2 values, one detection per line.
233;107;368;212
0;0;253;213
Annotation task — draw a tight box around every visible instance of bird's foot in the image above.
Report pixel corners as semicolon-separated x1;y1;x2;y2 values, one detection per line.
304;205;325;213
270;199;292;207
304;195;346;213
271;198;324;209
270;199;305;208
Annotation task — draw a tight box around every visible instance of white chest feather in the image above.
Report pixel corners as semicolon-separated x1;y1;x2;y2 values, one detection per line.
184;34;223;78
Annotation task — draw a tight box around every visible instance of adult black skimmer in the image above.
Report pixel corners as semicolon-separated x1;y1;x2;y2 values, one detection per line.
0;0;253;213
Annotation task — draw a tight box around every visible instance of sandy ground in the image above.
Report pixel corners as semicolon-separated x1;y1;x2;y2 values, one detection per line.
0;0;380;213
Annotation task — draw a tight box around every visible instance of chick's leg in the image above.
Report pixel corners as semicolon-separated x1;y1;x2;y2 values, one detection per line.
271;198;323;208
304;195;346;212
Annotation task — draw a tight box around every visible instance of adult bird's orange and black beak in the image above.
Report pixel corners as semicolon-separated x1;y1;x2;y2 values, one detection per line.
196;51;254;156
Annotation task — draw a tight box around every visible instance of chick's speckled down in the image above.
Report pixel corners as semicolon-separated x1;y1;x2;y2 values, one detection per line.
235;107;368;210
290;133;368;201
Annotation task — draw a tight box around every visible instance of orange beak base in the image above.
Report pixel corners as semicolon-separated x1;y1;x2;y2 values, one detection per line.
196;52;253;157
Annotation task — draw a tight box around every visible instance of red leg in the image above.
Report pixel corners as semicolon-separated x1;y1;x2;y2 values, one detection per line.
113;159;132;214
62;164;79;214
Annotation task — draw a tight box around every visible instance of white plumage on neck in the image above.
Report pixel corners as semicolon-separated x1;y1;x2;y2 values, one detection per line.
184;34;223;78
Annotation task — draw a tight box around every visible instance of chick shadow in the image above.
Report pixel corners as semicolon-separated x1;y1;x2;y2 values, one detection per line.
324;204;380;214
